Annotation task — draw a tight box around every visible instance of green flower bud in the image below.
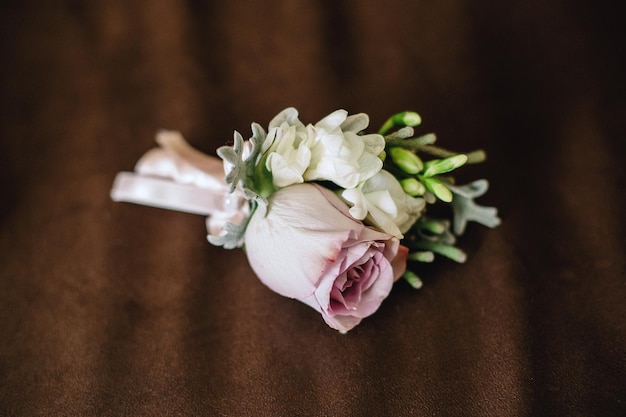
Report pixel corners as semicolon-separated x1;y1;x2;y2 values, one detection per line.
422;154;468;177
408;251;435;262
411;241;467;263
389;147;423;174
397;111;422;127
422;177;453;202
400;178;426;196
379;111;422;135
403;270;423;289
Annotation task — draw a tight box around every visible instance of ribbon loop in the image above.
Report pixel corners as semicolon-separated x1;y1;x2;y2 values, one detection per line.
110;131;248;236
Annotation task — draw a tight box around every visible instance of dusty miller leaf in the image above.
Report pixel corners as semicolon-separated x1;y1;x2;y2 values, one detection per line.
210;124;269;249
449;179;501;235
207;221;248;250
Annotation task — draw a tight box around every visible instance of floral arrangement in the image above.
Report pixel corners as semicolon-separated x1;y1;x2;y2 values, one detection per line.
111;108;500;333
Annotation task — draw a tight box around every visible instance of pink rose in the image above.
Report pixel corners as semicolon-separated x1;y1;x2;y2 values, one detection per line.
244;183;408;332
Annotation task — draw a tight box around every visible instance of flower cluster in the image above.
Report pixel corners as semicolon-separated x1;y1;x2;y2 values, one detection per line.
210;108;500;333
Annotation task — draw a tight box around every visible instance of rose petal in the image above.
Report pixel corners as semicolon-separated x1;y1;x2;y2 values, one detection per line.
245;184;364;298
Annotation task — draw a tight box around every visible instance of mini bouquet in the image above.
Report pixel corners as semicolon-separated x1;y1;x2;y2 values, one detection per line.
111;108;500;333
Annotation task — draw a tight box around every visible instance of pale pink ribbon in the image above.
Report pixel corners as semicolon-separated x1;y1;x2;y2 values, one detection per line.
110;130;247;236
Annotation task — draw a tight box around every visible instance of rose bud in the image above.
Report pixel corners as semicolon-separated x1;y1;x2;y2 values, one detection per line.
244;183;408;332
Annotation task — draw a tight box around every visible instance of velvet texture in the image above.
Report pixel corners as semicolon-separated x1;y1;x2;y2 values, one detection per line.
1;1;624;416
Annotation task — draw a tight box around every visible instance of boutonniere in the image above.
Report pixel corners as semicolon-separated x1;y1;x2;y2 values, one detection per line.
112;108;500;333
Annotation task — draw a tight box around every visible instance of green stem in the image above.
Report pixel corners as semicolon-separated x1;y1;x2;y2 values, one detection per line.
386;133;436;148
253;155;276;198
417;146;486;164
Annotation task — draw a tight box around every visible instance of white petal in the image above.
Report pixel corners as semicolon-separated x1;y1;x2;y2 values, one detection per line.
341;188;368;220
340;113;369;133
315;109;348;132
261;127;278;153
354;152;383;183
364;190;398;217
366;202;403;238
268;107;300;129
360;133;386;155
266;153;305;187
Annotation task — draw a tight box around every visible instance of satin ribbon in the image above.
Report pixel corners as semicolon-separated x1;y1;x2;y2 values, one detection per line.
110;130;247;235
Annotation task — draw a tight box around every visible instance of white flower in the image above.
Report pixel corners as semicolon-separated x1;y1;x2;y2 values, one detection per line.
262;109;311;188
341;170;425;238
305;109;385;188
261;108;385;189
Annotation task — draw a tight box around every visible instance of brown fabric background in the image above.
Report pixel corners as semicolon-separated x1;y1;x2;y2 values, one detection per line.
1;1;624;416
